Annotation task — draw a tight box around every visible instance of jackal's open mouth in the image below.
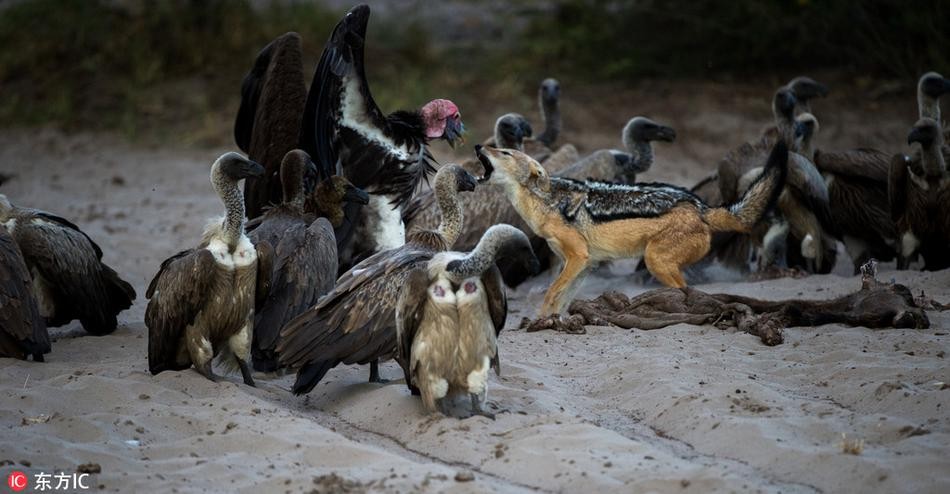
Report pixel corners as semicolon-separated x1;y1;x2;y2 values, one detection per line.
474;145;494;183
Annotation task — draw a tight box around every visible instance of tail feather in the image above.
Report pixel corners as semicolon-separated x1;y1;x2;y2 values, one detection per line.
706;141;788;233
292;360;337;395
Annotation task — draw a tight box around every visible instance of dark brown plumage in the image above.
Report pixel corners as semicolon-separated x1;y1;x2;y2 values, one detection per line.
0;195;135;335
246;150;367;372
889;118;950;270
813;146;896;272
234;32;308;219
0;223;49;361
277;164;476;394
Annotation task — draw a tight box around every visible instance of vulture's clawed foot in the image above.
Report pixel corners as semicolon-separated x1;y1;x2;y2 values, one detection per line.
238;360;256;387
368;361;389;384
469;394;496;420
194;359;217;382
520;313;587;334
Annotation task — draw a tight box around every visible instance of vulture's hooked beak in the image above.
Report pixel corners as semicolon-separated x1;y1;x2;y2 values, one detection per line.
653;125;677;143
242;160;265;178
443;116;465;148
456;169;478;192
474;145;494;183
518;119;534;140
921;74;950;98
343;184;370;205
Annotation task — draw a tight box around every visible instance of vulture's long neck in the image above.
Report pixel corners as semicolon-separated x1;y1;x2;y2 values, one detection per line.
918;93;941;122
625;137;653;171
435;174;463;246
212;170;246;251
921;136;947;178
282;166;306;212
537;96;560;147
446;224;522;280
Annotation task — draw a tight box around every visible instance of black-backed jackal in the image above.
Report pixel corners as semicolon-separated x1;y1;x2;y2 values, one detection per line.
475;142;788;315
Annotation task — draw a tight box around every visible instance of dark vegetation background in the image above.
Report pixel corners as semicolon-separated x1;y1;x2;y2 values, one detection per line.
0;0;946;144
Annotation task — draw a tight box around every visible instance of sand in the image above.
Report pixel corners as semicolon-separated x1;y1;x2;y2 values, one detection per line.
1;117;948;494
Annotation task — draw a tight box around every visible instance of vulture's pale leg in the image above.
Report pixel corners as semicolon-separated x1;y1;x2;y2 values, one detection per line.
228;321;255;387
186;326;217;382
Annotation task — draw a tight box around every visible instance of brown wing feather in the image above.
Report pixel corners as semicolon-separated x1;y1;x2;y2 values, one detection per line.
145;249;216;374
395;267;431;385
888;153;911;222
481;266;507;375
0;225;48;359
814;148;890;183
277;246;435;369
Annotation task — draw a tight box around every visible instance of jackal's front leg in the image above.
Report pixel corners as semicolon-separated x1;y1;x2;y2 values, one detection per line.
541;239;590;316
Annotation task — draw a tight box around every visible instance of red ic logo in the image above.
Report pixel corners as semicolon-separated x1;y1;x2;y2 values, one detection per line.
6;471;27;492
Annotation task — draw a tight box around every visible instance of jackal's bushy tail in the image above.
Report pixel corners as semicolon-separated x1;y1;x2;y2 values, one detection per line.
705;141;788;233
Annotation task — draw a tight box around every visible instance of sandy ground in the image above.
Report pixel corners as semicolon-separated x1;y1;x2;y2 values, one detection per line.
1;86;949;494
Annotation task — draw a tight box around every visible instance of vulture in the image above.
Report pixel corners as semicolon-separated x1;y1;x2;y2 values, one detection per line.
247;150;369;372
278;164;477;394
397;224;538;417
714;87;836;274
0;224;49;361
234;32;309;219
889;118;950;270
534;78;562;149
810;72;950;272
732;112;837;273
461;113;533;176
0;195;135;335
146;153;273;386
299;4;464;271
557;117;676;184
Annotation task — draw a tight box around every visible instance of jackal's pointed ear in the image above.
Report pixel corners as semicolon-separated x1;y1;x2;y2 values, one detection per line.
527;161;550;194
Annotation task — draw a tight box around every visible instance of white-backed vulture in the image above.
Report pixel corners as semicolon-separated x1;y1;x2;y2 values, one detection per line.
277;164;477;394
713;88;836;274
146;153;273;386
738;113;838;273
557;117;676;184
299;5;464;272
234;32;308;219
889;118;950;270
0;196;135;335
0;224;49;361
246;150;369;372
397;224;538;417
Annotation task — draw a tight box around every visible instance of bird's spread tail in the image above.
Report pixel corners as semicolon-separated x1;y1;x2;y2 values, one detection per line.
705;141;788;233
292;360;338;395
